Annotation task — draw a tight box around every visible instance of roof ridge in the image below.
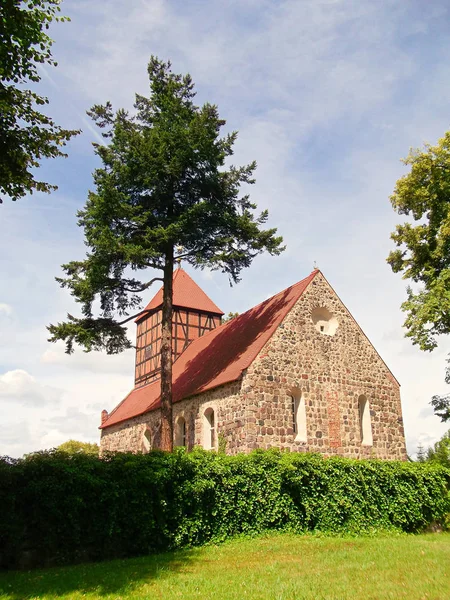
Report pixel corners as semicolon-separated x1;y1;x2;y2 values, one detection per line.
212;270;318;377
178;270;318;346
101;270;318;429
241;270;318;315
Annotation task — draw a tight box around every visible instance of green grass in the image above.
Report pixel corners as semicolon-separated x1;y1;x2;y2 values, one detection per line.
1;533;450;600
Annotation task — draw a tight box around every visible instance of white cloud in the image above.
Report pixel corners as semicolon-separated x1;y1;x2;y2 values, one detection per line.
86;401;108;412
418;405;437;420
0;421;36;457
0;370;63;406
39;429;71;450
0;303;12;316
63;0;415;131
44;406;100;439
0;372;132;457
61;0;168;105
41;344;133;374
0;421;30;447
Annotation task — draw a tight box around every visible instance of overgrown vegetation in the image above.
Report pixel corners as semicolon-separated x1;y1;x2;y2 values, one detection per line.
0;449;449;570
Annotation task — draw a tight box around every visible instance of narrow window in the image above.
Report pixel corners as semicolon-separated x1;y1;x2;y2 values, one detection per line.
142;427;152;452
203;407;215;450
174;416;187;447
358;395;373;446
292;396;296;434
291;389;307;442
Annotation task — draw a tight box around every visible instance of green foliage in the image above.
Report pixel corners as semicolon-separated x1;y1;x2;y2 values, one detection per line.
56;440;99;455
425;430;450;469
387;134;450;352
48;57;284;355
222;312;239;323
0;0;80;202
217;433;227;454
387;133;450;420
0;449;449;570
431;384;450;423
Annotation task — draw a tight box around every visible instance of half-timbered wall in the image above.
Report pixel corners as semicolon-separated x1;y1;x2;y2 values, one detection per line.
135;308;221;387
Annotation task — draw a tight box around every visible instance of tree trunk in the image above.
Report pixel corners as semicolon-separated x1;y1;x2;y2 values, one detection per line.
160;246;174;451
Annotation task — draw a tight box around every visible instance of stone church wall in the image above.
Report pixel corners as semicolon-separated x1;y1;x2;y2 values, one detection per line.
100;380;246;454
100;409;161;453
239;272;406;460
100;272;406;460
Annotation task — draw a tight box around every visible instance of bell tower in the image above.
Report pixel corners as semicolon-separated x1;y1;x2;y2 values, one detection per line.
134;268;224;388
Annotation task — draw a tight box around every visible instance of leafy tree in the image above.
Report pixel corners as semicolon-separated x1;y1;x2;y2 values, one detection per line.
57;440;99;455
0;0;79;203
387;133;450;421
222;311;239;323
49;57;285;451
422;430;450;469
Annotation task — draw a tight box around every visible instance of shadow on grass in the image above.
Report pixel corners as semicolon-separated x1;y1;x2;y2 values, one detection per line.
0;548;200;599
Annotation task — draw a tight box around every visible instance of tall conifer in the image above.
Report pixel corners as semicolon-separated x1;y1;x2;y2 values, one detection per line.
49;57;284;450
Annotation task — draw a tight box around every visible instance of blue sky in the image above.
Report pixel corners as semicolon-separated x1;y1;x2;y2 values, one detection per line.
1;0;450;457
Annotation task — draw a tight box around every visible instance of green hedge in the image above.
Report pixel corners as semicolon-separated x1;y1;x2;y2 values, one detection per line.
0;449;449;569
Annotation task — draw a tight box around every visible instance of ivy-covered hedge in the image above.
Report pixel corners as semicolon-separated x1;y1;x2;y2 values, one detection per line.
0;449;449;569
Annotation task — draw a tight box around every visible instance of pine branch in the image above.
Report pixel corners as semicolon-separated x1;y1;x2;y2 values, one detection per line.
122;277;163;293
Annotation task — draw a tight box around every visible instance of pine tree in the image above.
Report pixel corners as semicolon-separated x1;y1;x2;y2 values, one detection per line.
49;57;285;451
416;444;426;463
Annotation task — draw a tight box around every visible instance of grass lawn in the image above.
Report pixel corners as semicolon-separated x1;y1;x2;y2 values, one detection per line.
1;532;449;600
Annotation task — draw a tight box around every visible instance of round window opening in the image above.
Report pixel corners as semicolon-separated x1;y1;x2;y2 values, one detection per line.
311;307;339;336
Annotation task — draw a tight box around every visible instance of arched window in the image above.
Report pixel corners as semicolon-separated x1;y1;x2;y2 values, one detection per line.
290;387;307;442
203;407;215;450
142;426;152;452
174;416;187;447
358;395;373;446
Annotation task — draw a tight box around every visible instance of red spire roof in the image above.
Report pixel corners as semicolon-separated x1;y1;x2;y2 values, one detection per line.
102;270;318;429
137;268;223;321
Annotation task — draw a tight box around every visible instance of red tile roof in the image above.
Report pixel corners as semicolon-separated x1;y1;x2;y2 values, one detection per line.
137;268;223;322
101;270;318;429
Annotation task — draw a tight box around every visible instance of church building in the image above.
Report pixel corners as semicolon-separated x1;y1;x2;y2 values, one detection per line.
99;268;407;460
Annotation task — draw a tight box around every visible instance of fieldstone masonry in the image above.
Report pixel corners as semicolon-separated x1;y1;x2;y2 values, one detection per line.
100;272;407;460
